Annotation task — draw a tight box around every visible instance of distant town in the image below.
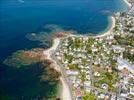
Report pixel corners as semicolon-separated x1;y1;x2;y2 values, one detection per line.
52;0;134;100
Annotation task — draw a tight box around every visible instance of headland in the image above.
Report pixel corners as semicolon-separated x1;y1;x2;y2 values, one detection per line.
42;0;134;99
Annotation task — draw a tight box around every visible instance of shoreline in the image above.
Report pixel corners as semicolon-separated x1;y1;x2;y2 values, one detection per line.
93;16;115;38
70;16;115;38
43;16;116;100
123;0;132;7
43;37;73;100
42;0;130;99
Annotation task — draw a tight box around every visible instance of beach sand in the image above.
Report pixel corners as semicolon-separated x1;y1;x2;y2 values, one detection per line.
70;16;116;38
43;38;60;61
43;16;116;100
60;77;73;100
42;0;132;98
124;0;132;7
94;16;115;38
43;37;73;100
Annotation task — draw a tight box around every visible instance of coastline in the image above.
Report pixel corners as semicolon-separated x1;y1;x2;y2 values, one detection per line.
43;16;116;100
0;0;132;99
124;0;132;7
42;0;130;99
94;16;115;38
43;36;73;100
70;16;115;38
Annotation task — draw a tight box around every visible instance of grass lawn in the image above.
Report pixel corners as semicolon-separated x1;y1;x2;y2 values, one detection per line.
92;72;119;92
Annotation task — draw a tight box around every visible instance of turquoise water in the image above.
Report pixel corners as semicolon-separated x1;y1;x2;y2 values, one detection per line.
0;0;129;99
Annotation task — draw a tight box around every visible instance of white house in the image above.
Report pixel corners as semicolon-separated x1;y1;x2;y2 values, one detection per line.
66;70;79;75
130;87;134;95
117;58;134;74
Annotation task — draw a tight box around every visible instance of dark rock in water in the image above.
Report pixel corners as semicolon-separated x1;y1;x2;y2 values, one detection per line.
26;24;76;48
0;62;60;100
40;62;61;83
4;48;46;68
3;47;61;99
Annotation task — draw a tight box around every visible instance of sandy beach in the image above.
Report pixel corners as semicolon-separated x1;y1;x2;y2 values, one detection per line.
43;37;73;100
43;38;60;61
41;1;129;97
43;16;116;100
68;16;116;39
124;0;132;7
60;77;73;100
94;16;115;38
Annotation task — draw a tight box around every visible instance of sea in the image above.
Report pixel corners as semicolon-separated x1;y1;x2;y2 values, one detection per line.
0;0;129;100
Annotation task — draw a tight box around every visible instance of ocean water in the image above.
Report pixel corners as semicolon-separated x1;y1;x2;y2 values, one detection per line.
0;0;129;99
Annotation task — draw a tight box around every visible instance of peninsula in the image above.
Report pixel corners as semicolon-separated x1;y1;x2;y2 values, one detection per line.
43;0;134;100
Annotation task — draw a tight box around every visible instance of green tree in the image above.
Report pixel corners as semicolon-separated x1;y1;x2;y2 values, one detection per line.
83;93;97;100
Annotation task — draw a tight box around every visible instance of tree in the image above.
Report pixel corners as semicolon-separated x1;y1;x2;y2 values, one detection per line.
83;93;97;100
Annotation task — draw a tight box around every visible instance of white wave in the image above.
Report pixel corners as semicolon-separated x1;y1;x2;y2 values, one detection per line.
18;0;25;3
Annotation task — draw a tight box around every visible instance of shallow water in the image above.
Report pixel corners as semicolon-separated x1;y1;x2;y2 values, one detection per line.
0;0;129;60
0;62;59;100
